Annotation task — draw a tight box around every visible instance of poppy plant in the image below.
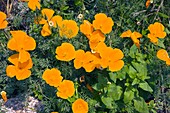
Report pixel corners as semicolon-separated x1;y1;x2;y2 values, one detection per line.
56;42;76;61
72;98;88;113
7;31;36;63
0;11;8;29
157;49;170;66
93;13;114;34
59;20;79;38
39;8;62;37
6;54;33;80
21;0;41;11
42;68;63;87
120;30;142;48
1;91;7;102
147;22;166;44
56;80;75;99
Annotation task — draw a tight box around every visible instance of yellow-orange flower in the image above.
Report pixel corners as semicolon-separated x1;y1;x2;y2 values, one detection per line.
6;54;33;80
80;20;93;38
147;22;166;44
120;30;142;48
59;20;79;38
93;13;114;34
1;91;7;102
7;31;36;63
0;12;8;29
72;98;88;113
56;80;75;99
146;0;152;8
21;0;41;11
39;8;62;37
56;43;75;61
42;68;63;87
82;52;99;72
97;45;124;72
157;49;170;66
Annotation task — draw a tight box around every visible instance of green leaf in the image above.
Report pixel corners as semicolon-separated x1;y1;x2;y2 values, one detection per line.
101;96;113;109
124;89;134;103
108;84;122;101
92;75;107;91
128;66;137;79
158;12;169;18
132;78;140;85
158;39;165;48
134;97;149;113
139;82;153;92
129;44;138;58
109;72;117;83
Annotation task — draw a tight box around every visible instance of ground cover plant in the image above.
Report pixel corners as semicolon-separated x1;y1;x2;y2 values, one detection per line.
0;0;170;113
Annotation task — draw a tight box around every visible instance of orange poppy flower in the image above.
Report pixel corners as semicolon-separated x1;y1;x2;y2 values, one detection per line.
21;0;41;11
0;12;8;29
56;80;75;99
59;20;79;38
93;13;114;34
39;8;62;37
6;54;33;80
72;98;88;113
80;20;93;38
7;31;36;63
146;0;151;8
42;68;63;87
82;52;98;72
56;43;76;61
1;91;7;102
97;46;124;71
157;49;170;66
74;49;85;69
120;30;142;48
147;22;166;44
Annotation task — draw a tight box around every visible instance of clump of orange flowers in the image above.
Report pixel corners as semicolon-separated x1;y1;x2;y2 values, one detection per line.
147;22;166;44
7;31;36;63
78;13;124;72
120;30;142;48
72;98;88;113
55;42;76;61
20;0;41;11
0;11;8;29
42;68;63;87
39;8;62;37
157;49;170;66
6;31;36;80
42;68;75;99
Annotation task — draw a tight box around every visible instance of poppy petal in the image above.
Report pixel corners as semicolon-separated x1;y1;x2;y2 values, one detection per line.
19;50;31;63
157;49;169;61
8;54;19;65
51;15;62;27
24;37;36;51
120;30;132;38
16;69;31;80
41;8;54;21
6;65;16;78
109;60;124;72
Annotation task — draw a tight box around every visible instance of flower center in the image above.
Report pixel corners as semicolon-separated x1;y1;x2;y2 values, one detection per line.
49;21;54;27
